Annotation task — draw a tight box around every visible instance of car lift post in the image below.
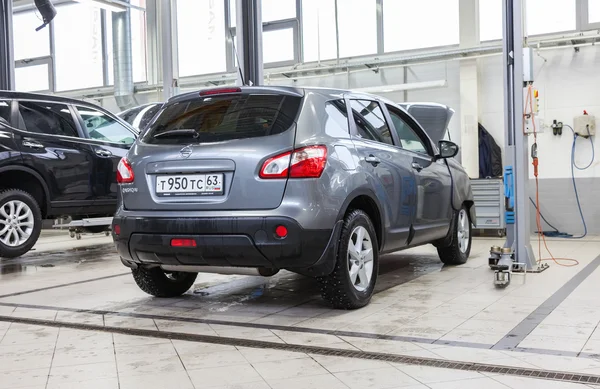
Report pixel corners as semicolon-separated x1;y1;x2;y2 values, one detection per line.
0;0;15;91
235;0;263;86
496;0;540;286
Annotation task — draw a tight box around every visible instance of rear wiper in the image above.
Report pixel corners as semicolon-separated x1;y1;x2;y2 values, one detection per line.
153;129;199;139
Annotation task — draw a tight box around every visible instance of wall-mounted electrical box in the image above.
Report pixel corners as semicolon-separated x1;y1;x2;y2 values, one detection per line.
523;87;543;134
573;114;596;137
523;47;534;83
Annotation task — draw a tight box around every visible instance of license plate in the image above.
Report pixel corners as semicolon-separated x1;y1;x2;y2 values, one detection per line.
155;174;224;196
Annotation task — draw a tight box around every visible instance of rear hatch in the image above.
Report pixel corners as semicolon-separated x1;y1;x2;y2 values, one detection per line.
400;103;454;143
122;87;304;211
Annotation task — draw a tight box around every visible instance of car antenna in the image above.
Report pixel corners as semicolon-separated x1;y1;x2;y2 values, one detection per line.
229;29;247;86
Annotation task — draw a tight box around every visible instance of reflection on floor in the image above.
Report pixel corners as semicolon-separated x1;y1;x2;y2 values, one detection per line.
1;230;600;388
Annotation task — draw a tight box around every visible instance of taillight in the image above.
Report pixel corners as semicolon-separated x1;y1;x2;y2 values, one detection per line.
259;145;327;179
171;238;197;247
117;158;134;183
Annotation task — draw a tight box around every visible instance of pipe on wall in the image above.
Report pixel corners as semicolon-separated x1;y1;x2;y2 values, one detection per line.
112;2;136;110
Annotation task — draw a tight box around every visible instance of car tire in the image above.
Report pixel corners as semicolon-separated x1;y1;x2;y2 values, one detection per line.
317;209;379;310
437;205;472;265
132;267;198;298
0;189;42;259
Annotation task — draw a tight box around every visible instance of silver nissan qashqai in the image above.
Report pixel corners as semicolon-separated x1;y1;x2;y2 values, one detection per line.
112;86;475;309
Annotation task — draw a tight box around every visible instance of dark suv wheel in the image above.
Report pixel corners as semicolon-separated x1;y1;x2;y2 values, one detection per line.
0;189;42;258
318;209;379;309
132;267;198;297
437;205;472;265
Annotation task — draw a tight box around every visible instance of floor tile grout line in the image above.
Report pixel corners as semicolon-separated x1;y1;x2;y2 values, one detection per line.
111;333;122;389
0;321;11;344
579;322;600;357
170;338;197;389
43;326;61;389
478;373;513;388
3;314;600;386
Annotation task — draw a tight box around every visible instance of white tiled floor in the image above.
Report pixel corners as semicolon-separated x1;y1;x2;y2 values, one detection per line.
2;232;600;388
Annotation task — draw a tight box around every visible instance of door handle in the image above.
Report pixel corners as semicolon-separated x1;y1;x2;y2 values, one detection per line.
22;140;43;149
95;149;113;157
365;155;381;166
411;162;423;172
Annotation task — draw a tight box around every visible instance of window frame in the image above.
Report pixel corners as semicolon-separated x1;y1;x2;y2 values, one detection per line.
384;103;435;158
73;104;139;145
15;99;85;140
344;95;396;147
581;0;600;30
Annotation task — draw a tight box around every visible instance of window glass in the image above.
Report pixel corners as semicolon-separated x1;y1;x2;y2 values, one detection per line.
178;0;227;77
13;11;50;61
264;28;295;63
138;104;162;130
383;0;459;52
15;65;50;92
526;0;576;35
324;100;350;136
230;0;295;27
350;100;393;145
479;0;503;41
54;4;104;91
18;101;79;137
144;94;302;145
590;0;600;23
0;101;11;125
76;106;136;145
387;108;428;154
338;0;377;58
302;0;337;62
130;8;148;82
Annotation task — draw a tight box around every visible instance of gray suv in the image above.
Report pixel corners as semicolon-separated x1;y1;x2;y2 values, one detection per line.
112;86;475;309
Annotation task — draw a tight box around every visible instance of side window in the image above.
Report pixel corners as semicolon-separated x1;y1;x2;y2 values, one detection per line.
0;101;10;126
138;104;162;130
387;107;429;155
324;100;350;136
350;100;394;145
76;106;136;145
18;101;79;137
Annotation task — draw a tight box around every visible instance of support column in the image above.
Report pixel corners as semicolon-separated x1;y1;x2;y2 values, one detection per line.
236;0;263;86
0;0;15;90
160;0;179;100
502;0;536;269
458;0;480;177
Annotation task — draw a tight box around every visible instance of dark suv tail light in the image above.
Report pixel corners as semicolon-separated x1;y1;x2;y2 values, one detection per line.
117;158;134;183
260;145;327;179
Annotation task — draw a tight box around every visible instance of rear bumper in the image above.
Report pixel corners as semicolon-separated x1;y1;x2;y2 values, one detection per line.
112;216;341;277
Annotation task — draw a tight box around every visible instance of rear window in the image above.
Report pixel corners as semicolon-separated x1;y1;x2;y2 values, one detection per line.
143;94;302;145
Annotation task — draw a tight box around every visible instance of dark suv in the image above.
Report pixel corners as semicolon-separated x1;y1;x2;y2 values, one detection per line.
0;91;138;258
113;86;475;309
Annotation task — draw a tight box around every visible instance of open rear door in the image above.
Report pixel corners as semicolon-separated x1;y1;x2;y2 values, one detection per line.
400;103;454;143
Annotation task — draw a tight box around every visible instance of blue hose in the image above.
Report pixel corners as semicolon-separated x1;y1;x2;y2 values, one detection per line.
569;128;594;239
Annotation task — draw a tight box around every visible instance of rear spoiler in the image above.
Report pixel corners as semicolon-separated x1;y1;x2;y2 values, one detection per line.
400;103;454;143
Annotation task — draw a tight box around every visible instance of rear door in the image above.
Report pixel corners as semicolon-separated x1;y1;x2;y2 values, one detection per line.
122;89;303;212
73;105;137;208
384;104;453;244
0;99;22;166
14;100;94;208
346;98;417;252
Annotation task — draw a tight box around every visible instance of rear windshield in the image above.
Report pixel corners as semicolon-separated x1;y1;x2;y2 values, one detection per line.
143;93;302;145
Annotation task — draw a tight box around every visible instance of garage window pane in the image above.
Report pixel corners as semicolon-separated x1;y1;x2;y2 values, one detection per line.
526;0;576;35
230;0;295;27
384;0;459;52
302;0;337;62
264;28;295;63
178;0;227;77
479;0;503;41
338;0;377;58
15;65;50;92
54;4;104;91
13;11;50;61
590;0;600;23
131;8;147;82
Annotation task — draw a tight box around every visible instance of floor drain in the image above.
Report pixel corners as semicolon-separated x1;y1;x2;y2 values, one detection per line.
1;314;599;385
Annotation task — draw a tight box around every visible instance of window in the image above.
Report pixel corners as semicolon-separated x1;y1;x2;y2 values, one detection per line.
76;106;136;145
138;104;162;130
325;100;350;137
230;0;296;27
526;0;576;35
383;0;459;52
53;4;104;91
589;0;600;24
338;0;378;58
0;101;10;126
302;0;337;62
13;11;50;61
263;28;295;63
350;100;393;145
177;0;227;77
18;101;79;137
479;0;503;41
15;65;50;93
106;8;148;84
144;94;302;145
387;108;428;154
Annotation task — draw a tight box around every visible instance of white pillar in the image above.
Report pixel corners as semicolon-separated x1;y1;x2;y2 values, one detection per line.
459;0;480;178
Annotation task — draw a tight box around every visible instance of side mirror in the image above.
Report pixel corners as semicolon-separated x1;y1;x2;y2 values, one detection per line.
437;140;459;159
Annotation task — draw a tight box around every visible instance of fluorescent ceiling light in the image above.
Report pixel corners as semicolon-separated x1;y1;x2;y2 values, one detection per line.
355;80;448;94
72;0;127;13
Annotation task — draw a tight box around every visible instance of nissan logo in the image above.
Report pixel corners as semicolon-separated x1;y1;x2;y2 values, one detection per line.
180;146;192;159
